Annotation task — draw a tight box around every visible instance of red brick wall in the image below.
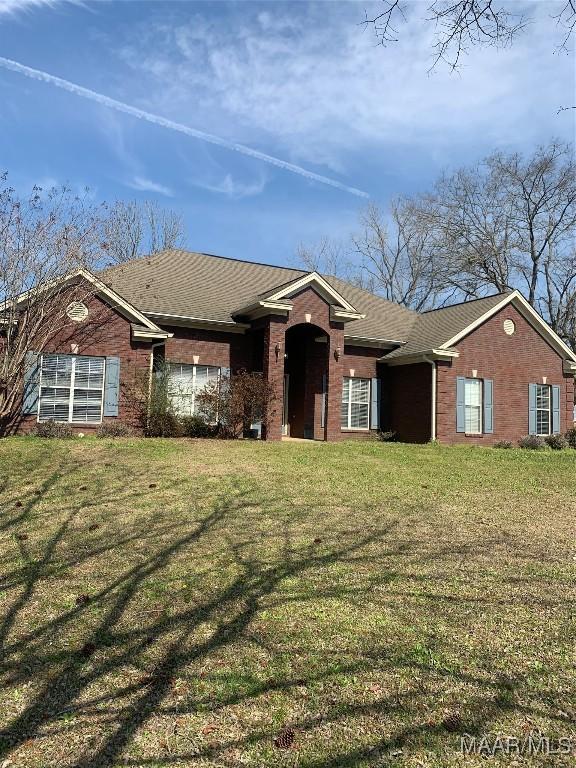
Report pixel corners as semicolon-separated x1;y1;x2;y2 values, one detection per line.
259;286;346;441
342;346;380;378
16;294;152;434
436;304;574;445
164;326;251;371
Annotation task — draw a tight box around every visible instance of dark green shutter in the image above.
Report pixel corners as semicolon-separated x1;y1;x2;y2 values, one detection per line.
23;352;40;414
103;356;120;417
456;376;466;433
483;379;494;434
528;383;537;435
370;377;381;430
552;385;561;435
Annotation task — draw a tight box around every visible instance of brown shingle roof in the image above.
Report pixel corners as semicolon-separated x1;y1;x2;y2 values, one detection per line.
101;249;417;342
101;250;512;354
384;292;512;358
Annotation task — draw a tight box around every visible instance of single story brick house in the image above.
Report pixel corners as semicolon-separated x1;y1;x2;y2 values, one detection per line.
14;249;576;443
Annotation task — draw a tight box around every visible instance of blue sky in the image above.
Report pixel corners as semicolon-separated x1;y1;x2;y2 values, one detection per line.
0;0;574;267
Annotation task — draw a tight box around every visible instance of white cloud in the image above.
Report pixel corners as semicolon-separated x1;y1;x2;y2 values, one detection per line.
126;175;173;197
114;3;574;170
190;172;267;200
0;0;71;16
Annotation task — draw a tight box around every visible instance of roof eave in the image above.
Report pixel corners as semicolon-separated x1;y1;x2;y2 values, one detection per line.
231;299;293;320
330;306;366;323
344;334;406;349
383;349;460;366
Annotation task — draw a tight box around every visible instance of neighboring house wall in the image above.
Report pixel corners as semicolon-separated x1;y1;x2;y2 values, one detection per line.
17;294;152;434
436;304;574;445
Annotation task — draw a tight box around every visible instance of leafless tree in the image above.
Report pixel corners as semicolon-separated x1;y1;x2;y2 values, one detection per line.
364;0;573;71
422;141;576;344
103;200;185;265
350;201;454;310
298;201;454;311
0;176;109;433
297;237;364;285
297;142;576;345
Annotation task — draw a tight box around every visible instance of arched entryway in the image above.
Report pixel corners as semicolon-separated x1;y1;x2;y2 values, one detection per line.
283;323;329;439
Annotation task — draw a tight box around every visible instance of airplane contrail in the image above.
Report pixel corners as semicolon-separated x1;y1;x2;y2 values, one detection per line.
0;56;369;199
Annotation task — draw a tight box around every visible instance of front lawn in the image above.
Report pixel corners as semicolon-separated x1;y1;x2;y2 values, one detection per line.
0;438;575;767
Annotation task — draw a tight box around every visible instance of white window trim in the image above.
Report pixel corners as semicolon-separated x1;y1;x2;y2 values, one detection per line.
37;354;106;425
341;377;371;431
464;377;483;435
536;384;552;436
167;363;221;419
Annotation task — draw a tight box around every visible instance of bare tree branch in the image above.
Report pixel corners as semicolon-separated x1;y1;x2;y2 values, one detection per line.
103;200;185;265
364;0;572;71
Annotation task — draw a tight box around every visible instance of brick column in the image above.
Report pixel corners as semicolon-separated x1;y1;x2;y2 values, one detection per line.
262;319;285;441
325;326;344;441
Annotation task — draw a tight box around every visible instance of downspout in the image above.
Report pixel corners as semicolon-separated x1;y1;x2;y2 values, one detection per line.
423;355;437;442
148;342;165;429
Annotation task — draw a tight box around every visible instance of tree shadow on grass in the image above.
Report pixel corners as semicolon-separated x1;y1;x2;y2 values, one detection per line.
0;456;571;767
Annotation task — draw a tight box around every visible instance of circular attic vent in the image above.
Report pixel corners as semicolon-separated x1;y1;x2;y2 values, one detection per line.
503;318;515;336
66;301;89;322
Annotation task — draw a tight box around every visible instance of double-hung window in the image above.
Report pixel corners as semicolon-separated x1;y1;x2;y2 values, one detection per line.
535;384;551;436
464;378;482;434
167;363;220;417
341;377;370;430
38;354;105;423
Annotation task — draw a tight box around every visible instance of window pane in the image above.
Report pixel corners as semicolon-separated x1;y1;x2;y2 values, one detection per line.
464;378;482;433
74;357;104;389
341;379;350;405
194;366;220;393
465;378;481;406
536;385;550;410
168;364;220;417
38;387;70;422
465;406;481;433
40;355;72;388
341;378;370;428
38;355;72;421
71;390;104;423
350;403;369;429
350;378;370;404
168;364;194;396
536;410;550;435
168;363;194;416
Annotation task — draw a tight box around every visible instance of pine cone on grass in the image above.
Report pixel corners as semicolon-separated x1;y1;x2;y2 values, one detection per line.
274;727;296;749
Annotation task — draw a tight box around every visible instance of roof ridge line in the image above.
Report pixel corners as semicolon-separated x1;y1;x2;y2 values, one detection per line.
420;291;512;314
167;248;308;274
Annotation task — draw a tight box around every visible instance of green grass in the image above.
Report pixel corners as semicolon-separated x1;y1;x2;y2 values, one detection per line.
0;437;575;767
